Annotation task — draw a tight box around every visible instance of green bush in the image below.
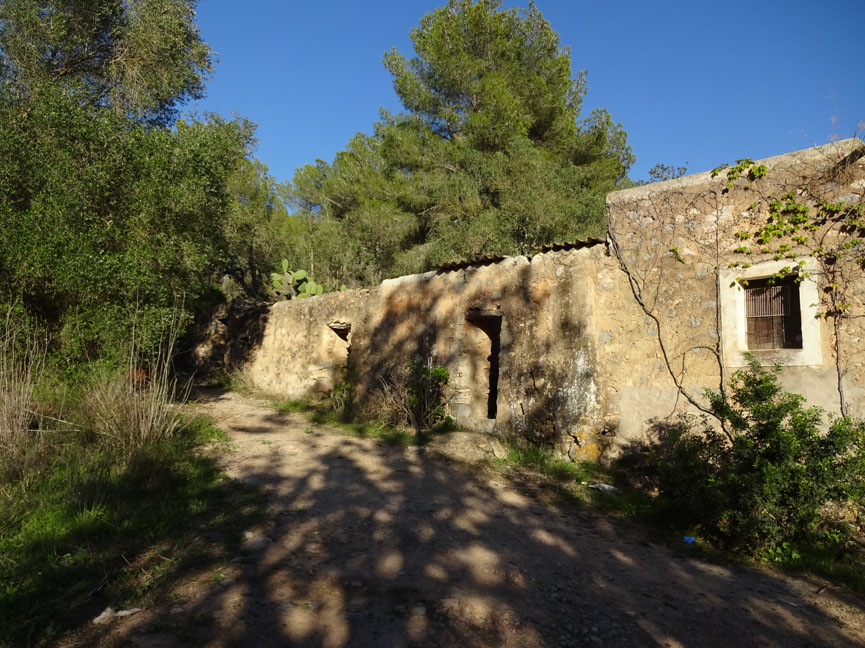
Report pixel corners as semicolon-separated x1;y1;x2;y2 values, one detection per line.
652;358;865;555
405;359;451;433
367;358;452;434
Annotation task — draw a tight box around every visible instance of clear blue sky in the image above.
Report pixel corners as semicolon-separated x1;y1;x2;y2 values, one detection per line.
193;0;865;185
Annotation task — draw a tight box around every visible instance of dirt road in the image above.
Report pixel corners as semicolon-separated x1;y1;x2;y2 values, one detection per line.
102;391;865;647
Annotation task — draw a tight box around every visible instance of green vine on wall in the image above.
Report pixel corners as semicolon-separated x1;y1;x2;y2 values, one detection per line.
711;158;768;188
713;147;865;416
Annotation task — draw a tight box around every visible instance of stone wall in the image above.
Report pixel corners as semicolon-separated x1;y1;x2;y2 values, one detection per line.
605;138;865;428
196;244;627;459
194;139;865;460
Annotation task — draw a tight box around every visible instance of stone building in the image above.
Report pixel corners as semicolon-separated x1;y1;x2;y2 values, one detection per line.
195;139;865;460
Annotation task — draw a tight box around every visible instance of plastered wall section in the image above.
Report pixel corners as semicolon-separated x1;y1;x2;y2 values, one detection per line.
241;245;624;457
245;287;380;399
359;249;608;450
605;138;865;425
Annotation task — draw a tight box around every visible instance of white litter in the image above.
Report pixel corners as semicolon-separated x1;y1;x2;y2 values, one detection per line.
588;483;619;493
92;607;142;625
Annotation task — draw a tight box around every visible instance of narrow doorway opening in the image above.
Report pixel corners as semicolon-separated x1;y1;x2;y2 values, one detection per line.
464;311;502;419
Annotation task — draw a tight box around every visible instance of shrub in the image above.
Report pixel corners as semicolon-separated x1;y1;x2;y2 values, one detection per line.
329;380;355;419
369;358;452;434
651;358;865;555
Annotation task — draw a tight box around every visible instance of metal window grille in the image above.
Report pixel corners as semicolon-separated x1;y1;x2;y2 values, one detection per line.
745;276;802;350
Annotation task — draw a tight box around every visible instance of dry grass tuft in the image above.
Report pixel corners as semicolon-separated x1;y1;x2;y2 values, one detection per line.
0;311;44;474
84;322;189;455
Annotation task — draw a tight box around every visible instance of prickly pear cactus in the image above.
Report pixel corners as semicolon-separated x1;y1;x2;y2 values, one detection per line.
270;261;322;300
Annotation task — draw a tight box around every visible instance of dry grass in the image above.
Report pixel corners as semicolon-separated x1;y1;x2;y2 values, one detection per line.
367;372;415;428
84;327;189;454
0;311;44;475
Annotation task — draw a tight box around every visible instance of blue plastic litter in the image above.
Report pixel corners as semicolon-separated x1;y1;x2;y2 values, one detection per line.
683;536;696;544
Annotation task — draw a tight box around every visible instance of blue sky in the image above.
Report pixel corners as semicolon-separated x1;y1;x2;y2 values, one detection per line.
193;0;865;185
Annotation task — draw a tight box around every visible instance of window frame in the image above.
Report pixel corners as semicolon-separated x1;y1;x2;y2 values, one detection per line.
719;258;822;367
744;275;803;350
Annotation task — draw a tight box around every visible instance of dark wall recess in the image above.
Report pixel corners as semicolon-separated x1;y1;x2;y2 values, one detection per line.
465;310;502;419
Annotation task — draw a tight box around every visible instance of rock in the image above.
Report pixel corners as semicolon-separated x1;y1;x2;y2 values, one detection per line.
241;534;273;552
412;605;427;617
489;438;508;459
439;598;460;614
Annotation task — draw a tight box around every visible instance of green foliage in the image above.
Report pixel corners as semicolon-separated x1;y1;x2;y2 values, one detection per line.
709;147;864;343
283;0;632;288
711;158;767;187
647;162;688;183
221;158;291;298
0;341;265;646
0;0;212;125
0;2;253;361
383;0;584;151
405;359;451;434
650;359;865;555
273;393;417;446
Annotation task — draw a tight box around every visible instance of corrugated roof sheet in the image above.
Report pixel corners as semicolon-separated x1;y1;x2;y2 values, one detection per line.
433;237;605;272
434;253;508;272
531;237;605;253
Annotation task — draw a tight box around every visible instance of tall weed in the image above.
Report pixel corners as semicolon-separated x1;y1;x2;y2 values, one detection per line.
367;358;451;433
0;310;44;476
83;325;188;455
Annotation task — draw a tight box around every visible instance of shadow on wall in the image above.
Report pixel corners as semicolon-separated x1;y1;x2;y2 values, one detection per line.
357;272;481;425
189;299;269;378
77;404;865;647
354;258;614;459
509;261;614;460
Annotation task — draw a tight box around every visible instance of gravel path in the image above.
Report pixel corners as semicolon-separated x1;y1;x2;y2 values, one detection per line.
98;391;865;647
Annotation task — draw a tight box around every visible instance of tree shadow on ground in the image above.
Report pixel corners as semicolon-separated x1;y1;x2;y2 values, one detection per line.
78;397;865;648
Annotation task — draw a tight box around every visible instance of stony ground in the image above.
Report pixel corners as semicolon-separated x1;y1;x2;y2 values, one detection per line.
83;391;865;648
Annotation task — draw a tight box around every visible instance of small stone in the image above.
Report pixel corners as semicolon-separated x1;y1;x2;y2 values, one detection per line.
590;636;603;646
92;607;115;625
489;439;508;459
411;605;427;617
305;601;322;611
439;598;459;613
241;535;273;552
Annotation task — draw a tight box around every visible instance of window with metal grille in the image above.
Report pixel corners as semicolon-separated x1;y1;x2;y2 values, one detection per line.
745;276;802;349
